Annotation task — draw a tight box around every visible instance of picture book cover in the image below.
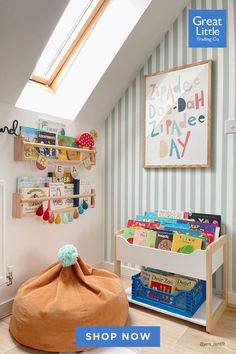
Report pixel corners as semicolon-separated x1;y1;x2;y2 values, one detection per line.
38;119;66;138
155;231;174;251
16;176;52;193
123;228;135;243
177;219;216;242
37;131;56;159
145;230;157;247
73;179;91;207
127;219;160;229
57;135;80;161
148;273;177;294
64;183;74;208
20;126;39;159
48;171;74;184
187;212;221;228
158;210;189;219
49;182;65;210
21;187;49;215
133;229;148;246
175;276;196;292
136;215;157;222
188;212;221;236
140;269;152;286
171;233;202;254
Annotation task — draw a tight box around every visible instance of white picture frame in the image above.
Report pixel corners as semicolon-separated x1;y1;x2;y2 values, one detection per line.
144;60;212;168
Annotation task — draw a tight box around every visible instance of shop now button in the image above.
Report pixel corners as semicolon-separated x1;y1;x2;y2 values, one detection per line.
76;326;160;347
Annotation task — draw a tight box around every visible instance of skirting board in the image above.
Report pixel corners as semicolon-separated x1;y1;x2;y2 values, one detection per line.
0;298;13;319
100;261;236;306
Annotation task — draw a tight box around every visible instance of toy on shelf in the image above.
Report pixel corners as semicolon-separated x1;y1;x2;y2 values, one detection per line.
75;132;95;148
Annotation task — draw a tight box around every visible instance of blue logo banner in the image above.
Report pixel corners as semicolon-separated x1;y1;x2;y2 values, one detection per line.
76;326;160;347
188;9;227;48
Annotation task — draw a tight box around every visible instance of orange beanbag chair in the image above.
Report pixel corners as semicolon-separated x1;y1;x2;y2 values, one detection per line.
10;245;129;352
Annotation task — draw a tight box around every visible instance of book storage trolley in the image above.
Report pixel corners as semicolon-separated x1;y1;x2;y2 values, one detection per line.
114;230;228;333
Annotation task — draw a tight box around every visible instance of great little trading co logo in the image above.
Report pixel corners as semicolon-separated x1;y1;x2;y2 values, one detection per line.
188;10;227;48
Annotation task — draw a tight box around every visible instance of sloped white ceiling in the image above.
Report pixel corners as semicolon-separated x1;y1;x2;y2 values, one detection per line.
77;0;189;123
0;0;189;123
0;0;69;105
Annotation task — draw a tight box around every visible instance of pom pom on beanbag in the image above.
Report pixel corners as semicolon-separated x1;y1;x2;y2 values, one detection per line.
58;244;78;267
76;133;94;148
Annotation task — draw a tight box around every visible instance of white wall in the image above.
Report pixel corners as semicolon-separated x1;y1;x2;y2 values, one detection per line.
0;102;103;303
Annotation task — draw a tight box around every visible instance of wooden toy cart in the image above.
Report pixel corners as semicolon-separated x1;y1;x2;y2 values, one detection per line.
114;230;228;333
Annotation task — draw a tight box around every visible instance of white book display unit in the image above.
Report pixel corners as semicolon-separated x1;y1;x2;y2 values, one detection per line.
114;230;228;333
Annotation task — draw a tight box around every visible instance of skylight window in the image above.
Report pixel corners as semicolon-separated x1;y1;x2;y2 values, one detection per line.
31;0;107;86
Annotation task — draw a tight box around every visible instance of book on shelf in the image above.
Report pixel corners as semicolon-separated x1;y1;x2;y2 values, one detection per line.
16;176;52;193
127;219;160;229
37;131;56;159
187;212;221;236
38;119;66;139
123;228;135;243
21;187;49;215
133;229;148;246
155;231;174;251
57;135;80;161
145;230;157;247
49;182;65;210
20;126;39;159
157;209;189;219
64;183;74;208
171;233;202;254
47;171;74;184
148;273;177;294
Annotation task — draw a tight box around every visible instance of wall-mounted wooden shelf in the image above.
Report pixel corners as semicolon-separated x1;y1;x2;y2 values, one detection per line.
14;136;96;164
12;189;96;218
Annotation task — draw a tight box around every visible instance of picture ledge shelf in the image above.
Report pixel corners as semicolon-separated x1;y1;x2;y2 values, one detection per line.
12;189;96;218
14;136;96;163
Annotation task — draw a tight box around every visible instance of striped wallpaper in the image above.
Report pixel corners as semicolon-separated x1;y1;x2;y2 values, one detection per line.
104;0;236;294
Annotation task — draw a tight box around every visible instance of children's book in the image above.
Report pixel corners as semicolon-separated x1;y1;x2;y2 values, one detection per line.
20;126;39;159
148;273;177;294
21;187;49;215
177;219;216;242
155;231;174;251
158;210;189;219
133;229;148;246
136;215;157;222
37;131;56;159
145;230;157;247
187;212;221;236
73;179;91;207
171;233;202;254
16;176;52;193
140;269;152;286
145;211;158;218
64;183;74;208
38;118;66;138
48;171;74;184
57;135;80;161
49;183;65;210
174;276;196;292
127;220;160;229
123;228;135;243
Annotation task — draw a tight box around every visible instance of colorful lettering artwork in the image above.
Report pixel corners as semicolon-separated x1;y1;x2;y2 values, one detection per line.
144;60;211;167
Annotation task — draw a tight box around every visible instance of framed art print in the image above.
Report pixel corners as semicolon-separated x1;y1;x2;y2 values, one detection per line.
144;60;212;168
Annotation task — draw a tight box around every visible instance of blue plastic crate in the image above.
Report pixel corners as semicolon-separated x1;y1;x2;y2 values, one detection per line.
131;273;206;318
